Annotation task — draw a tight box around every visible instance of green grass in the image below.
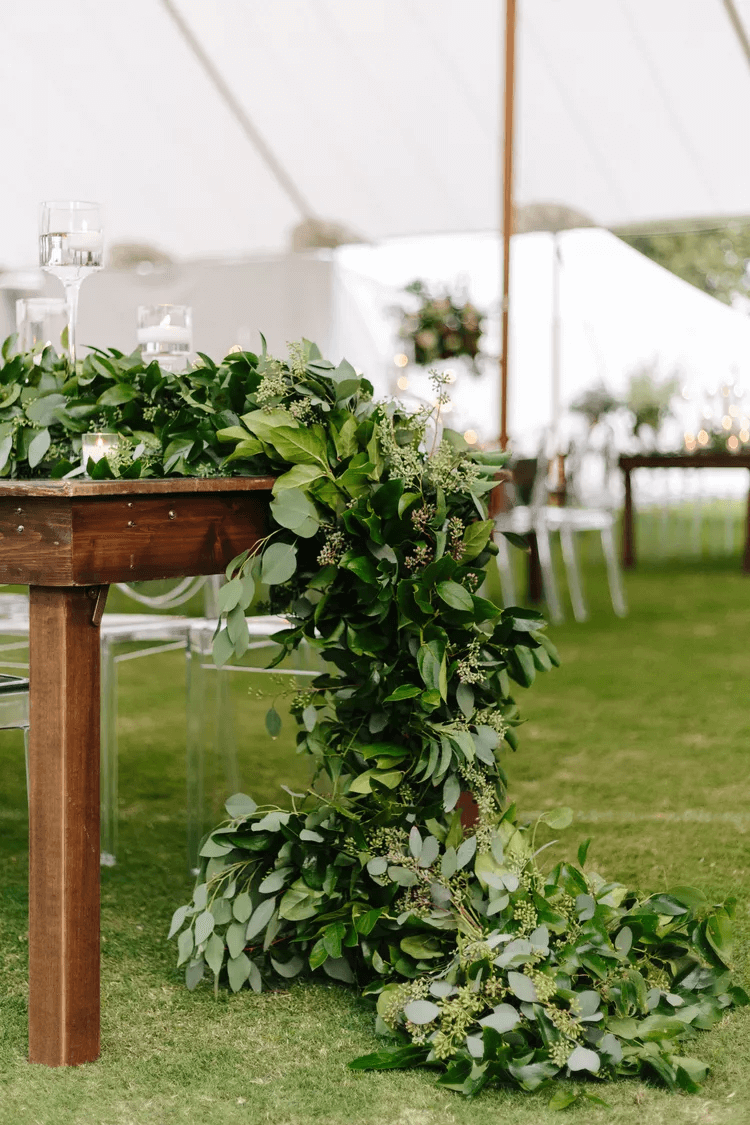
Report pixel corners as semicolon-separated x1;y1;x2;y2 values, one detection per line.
1;553;750;1124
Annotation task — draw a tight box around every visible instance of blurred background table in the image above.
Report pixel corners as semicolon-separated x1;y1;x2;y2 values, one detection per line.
619;452;750;573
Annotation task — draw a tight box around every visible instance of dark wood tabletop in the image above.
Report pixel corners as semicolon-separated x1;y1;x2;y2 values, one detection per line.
618;453;750;571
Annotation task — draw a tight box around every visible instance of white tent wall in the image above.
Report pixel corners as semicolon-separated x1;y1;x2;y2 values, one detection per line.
338;230;750;468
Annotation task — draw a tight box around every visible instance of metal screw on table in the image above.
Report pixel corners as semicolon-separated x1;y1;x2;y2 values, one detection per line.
168;510;176;519
17;526;23;533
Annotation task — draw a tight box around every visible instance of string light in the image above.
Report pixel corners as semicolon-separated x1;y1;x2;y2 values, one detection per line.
722;415;732;430
729;403;739;417
741;429;750;443
393;353;408;368
684;432;696;452
728;435;739;451
397;376;409;391
445;371;457;384
464;430;478;444
698;429;710;445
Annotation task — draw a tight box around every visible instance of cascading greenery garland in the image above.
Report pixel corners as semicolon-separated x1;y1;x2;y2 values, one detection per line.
0;333;744;1102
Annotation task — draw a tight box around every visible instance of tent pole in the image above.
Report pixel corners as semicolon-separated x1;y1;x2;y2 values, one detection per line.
500;0;517;450
551;232;561;453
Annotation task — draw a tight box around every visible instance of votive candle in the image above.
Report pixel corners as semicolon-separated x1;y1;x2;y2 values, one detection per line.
82;432;119;471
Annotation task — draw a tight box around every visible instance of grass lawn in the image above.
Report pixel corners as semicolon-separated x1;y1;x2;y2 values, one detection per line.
1;548;749;1124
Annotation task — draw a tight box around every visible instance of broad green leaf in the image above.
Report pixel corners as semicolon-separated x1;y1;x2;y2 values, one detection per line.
267;424;328;466
567;1046;600;1073
28;428;50;468
218;578;243;613
272;464;326;494
225;793;257;819
400;936;443;960
461;520;494;561
548;1090;578;1110
245;897;276;941
177;927;193;966
225;922;246;960
507;971;537;1002
25;392;66;426
193;910;215;945
271;954;305;979
705;910;733;963
270;488;319;532
615;926;633;956
185;958;204;991
333;416;358;459
216;425;254;443
205;932;225;976
383;684;422;702
168;905;188;940
97;383;138;406
224;438;264;462
542;806;573;830
443;774;460;812
348;1046;429;1071
260;542;297;585
323;956;355;982
436;580;473;612
212;627;235;668
417;640;447;700
323;922;346;959
265;707;282;738
259;867;292;894
418;836;440;868
455;835;477;869
479;1003;520;1033
403;999;440;1024
456;682;474;718
233;892;253;923
227;952;251;992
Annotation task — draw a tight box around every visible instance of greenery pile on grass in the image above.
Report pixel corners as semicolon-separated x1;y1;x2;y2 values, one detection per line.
1;557;748;1122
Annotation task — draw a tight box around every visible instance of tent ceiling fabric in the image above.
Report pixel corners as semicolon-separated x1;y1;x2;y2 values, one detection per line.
2;0;750;266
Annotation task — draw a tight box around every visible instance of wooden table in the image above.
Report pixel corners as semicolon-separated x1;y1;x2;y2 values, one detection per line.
0;477;273;1067
619;452;750;572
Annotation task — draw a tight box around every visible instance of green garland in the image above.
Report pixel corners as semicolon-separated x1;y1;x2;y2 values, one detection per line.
1;336;745;1101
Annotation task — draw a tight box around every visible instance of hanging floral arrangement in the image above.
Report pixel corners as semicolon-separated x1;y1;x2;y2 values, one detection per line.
398;280;485;374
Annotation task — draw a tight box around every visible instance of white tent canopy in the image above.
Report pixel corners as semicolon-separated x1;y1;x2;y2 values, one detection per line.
2;0;750;267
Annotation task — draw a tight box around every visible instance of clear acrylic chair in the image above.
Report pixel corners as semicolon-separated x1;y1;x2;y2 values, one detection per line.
0;579;218;865
0;672;30;794
494;449;565;623
185;616;318;871
495;438;627;623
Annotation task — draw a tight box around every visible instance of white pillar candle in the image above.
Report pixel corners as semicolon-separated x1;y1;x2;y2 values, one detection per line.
67;230;103;252
137;325;192;346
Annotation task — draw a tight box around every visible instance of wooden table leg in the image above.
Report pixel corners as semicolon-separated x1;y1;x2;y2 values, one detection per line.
28;586;102;1066
526;532;543;603
622;468;635;569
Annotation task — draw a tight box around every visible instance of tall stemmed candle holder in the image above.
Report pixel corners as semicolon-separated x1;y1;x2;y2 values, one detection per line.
137;305;192;373
39;201;103;369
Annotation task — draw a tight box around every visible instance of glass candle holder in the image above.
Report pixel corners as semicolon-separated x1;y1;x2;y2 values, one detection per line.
82;432;120;473
39;201;103;369
137;305;192;370
16;297;70;356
